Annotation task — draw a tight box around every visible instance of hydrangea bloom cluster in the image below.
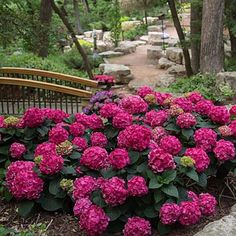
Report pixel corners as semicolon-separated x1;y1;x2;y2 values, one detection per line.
173;97;194;112
69;122;85;137
112;112;133;129
73;176;97;200
43;109;69;123
101;177;128;206
185;92;203;104
118;124;151;151
185;148;210;172
213;140;235;161
108;148;130;169
49;126;69;144
99;103;122;118
137;86;154;98
159;203;180;224
22;107;45;127
72;137;88;151
34;142;57;157
73;197;92;217
9;142;26;159
119;95;148;114
195;99;213;116
127;176;148;197
176;113;197;129
198;193;217;216
194;128;217;152
148;148;176;173
93;74;115;84
218;125;232;137
80;146;108;170
209;106;230;124
90;132;108;148
123;217;151;236
152;126;167;143
159;135;182;155
3;116;20;128
167;104;184;116
6;161;43;200
229;105;236;116
145;110;168;127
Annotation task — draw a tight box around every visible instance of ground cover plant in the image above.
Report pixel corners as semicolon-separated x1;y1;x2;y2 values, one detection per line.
1;87;236;235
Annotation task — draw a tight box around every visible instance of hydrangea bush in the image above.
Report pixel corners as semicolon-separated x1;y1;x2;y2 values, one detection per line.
1;87;236;235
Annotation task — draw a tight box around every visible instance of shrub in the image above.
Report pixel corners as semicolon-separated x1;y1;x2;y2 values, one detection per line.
1;89;236;235
124;24;147;41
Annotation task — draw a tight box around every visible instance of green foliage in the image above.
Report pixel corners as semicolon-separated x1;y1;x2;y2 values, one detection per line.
124;24;147;41
225;57;236;72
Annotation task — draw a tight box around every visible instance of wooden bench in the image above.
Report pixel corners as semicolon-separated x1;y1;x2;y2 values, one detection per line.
0;67;98;114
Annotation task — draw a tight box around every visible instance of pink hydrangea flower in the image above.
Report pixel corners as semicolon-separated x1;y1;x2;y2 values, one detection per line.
22;108;45;127
38;154;64;175
43;109;69;123
149;140;159;150
87;114;104;130
119;95;148;114
188;191;199;202
108;148;130;169
73;198;92;217
80;147;108;170
155;92;172;106
72;137;88;151
137;86;154;98
35;142;57;157
159;135;182;155
145;110;168;128
160;203;181;225
0;116;4;128
127;176;148;197
179;201;201;225
75;113;91;128
176;113;197;129
79;205;110;236
173;97;194;112
218;125;232;137
148;148;176;173
90;132;108;148
185;92;203;104
152;127;167;143
209;106;230;124
123;217;151;236
195;99;213;116
6;161;43;200
194;128;217;152
49;126;69;145
230;105;236;116
93;74;114;84
112;112;133;129
69;122;85;137
185;148;210;172
229;121;236;137
101;177;128;206
199;193;217;216
167;104;184;117
9;143;26;159
73;176;97;200
99;103;122;118
117;124;151;151
213;140;235;161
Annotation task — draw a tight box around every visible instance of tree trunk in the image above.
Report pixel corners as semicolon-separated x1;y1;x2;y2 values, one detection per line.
229;30;236;59
38;0;52;58
50;0;93;79
83;0;90;13
190;0;202;74
73;0;83;34
200;0;225;73
167;0;193;77
144;9;148;25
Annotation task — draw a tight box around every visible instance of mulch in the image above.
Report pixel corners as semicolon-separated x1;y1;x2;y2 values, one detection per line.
0;176;235;236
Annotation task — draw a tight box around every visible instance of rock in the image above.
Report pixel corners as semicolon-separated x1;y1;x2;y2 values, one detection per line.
167;65;186;76
93;30;104;40
121;21;141;31
115;42;136;54
99;51;124;58
140;35;149;42
157;57;176;69
103;31;112;43
143;17;161;25
147;46;165;64
84;31;93;38
97;41;114;53
167;38;179;47
148;25;166;32
148;32;169;45
166;47;183;64
194;215;236;236
131;40;147;46
155;74;176;88
99;64;133;84
216;72;236;95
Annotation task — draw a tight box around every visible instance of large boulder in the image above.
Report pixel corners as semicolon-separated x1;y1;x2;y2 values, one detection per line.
148;32;169;45
94;30;104;40
143;17;161;25
97;41;114;53
99;64;133;84
147;46;165;64
99;51;124;58
155;74;176;88
157;57;176;69
216;72;236;95
115;41;136;54
140;35;149;42
148;25;166;32
121;21;141;31
167;38;179;47
167;65;186;76
84;31;93;38
103;31;112;43
166;47;183;64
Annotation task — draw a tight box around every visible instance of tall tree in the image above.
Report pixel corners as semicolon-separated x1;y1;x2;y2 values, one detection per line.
50;0;93;79
200;0;225;73
73;0;83;34
167;0;193;77
38;0;53;58
190;0;202;74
